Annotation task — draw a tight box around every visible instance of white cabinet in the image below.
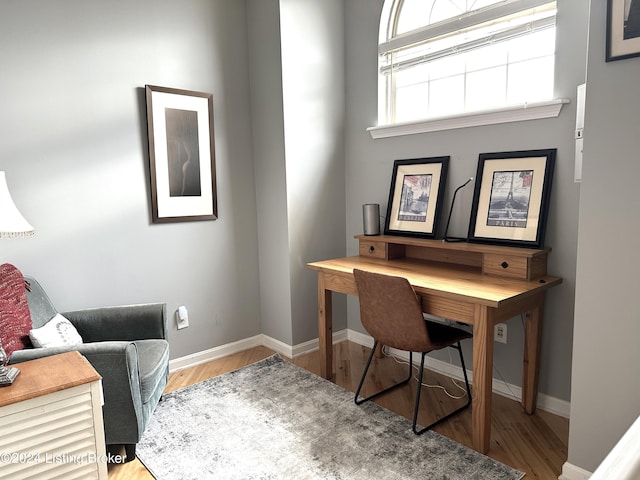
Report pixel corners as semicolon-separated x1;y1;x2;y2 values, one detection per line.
0;352;107;479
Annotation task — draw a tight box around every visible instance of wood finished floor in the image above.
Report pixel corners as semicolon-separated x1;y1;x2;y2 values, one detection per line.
108;342;568;479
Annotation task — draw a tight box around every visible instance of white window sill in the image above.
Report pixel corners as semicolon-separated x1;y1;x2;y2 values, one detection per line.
367;99;569;139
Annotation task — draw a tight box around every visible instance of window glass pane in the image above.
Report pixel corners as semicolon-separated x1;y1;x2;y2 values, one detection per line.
465;42;508;71
506;56;554;104
429;75;464;116
426;1;465;25
396;0;436;35
428;55;465;81
397;0;505;34
396;82;429;122
394;62;429;87
466;66;507;111
507;28;556;62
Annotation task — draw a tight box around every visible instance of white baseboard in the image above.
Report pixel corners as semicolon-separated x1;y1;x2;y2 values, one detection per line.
168;330;348;372
169;335;264;372
168;328;570;418
559;462;592;480
260;330;349;358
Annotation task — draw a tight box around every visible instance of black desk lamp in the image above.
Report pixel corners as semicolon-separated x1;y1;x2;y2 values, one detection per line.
443;177;473;243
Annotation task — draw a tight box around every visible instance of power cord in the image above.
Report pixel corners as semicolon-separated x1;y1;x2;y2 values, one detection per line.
381;315;528;406
381;345;469;400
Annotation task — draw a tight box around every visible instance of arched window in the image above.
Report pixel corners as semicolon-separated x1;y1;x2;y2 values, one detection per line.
377;0;557;127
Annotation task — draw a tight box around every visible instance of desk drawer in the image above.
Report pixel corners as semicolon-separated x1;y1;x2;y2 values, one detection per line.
483;254;529;279
359;240;386;259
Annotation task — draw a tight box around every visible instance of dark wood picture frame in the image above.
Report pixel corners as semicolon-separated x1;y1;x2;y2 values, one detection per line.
145;85;217;223
607;0;640;61
468;149;555;249
384;156;449;239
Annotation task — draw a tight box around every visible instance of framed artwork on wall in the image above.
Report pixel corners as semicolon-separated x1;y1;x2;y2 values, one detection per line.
607;0;640;61
467;149;556;249
384;156;449;239
145;85;217;223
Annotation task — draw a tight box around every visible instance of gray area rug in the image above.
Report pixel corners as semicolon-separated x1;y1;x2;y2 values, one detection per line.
137;355;524;480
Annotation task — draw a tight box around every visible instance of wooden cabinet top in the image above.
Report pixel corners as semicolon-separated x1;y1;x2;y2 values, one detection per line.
0;351;101;408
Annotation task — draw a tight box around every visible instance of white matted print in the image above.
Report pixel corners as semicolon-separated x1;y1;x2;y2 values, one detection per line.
146;85;217;223
607;0;640;61
468;150;555;249
384;157;449;239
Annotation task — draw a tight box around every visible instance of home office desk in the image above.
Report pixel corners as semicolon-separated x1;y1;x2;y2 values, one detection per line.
307;235;561;454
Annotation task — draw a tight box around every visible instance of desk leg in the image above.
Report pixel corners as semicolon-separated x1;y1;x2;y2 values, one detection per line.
522;293;544;414
472;305;494;454
318;273;333;381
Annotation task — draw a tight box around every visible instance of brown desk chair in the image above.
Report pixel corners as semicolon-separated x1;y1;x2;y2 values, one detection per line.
353;268;472;435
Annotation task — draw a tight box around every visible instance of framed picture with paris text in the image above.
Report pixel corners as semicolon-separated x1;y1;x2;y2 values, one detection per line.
145;85;217;223
607;0;640;61
384;156;449;239
467;149;556;249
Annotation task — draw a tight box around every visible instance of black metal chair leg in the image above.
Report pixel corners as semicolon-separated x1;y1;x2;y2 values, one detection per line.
354;341;413;405
412;352;428;434
412;342;472;435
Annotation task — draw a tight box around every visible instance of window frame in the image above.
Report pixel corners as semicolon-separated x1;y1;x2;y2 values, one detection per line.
371;0;567;139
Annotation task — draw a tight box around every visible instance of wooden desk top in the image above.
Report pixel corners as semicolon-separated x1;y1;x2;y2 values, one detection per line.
307;256;562;308
0;351;101;408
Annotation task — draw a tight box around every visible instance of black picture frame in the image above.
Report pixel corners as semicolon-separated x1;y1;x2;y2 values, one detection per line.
467;149;556;249
145;84;217;223
384;156;449;239
606;0;640;61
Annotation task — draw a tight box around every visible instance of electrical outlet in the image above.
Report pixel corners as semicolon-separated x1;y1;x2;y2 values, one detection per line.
177;315;189;329
494;323;507;343
176;306;189;330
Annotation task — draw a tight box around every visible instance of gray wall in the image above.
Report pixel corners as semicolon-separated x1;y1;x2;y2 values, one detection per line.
344;0;588;403
1;0;347;361
0;0;262;360
248;0;347;347
280;0;347;345
248;0;293;345
566;0;640;473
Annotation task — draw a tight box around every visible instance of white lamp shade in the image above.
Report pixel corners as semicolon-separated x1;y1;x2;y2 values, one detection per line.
0;171;34;238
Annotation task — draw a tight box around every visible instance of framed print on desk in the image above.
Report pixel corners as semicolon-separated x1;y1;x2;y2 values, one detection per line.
145;85;217;223
384;156;449;239
607;0;640;61
468;149;556;249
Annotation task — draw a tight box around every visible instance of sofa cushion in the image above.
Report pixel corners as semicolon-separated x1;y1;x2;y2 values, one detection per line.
29;313;83;348
0;263;32;356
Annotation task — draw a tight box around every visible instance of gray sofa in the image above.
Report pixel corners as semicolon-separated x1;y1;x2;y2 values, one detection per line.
9;276;169;462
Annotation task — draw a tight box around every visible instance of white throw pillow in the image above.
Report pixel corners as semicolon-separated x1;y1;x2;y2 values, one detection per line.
29;313;83;348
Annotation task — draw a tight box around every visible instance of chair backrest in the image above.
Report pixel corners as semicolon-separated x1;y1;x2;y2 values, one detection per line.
24;276;58;329
353;269;432;352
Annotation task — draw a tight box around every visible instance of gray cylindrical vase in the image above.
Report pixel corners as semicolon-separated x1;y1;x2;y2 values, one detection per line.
363;204;380;236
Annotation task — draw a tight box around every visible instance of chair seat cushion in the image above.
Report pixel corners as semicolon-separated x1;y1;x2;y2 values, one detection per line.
134;339;170;404
0;264;33;356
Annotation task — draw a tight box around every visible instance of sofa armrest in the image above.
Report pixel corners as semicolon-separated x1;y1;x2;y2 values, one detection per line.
62;303;167;342
10;342;145;445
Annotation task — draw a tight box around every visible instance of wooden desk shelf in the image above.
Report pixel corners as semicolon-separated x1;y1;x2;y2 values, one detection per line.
356;234;550;281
